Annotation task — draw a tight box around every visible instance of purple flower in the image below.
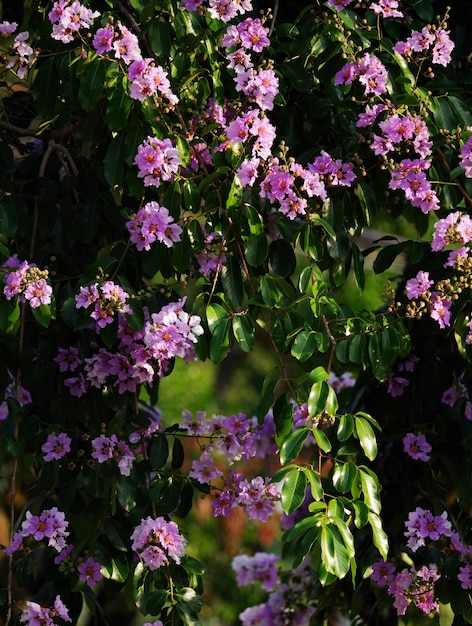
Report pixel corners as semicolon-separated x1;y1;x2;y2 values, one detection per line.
371;559;396;587
20;595;71;625
429;293;452;329
232;552;280;591
405;271;433;300
78;556;103;586
126;201;182;251
42;432;72;462
402;432;431;461
131;516;187;570
458;563;472;590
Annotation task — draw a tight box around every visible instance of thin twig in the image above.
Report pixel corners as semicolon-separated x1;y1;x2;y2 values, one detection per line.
435;146;472;207
0;120;42;138
268;0;279;37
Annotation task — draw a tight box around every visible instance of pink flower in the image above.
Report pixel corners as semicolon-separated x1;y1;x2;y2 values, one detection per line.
405;271;433;299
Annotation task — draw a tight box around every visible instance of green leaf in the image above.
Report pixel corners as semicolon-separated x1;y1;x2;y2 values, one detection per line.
104;134;125;187
332;461;357;494
33;58;60;117
209;317;230;363
291;330;316;362
351;500;369;528
106;82;132;131
79;58;106;110
206;303;228;333
302;468;324;501
171;229;191;273
308;381;329;417
244;236;268;266
359;467;381;515
31;303;54;328
320;524;350;579
268;240;296;278
372;243;404;274
368;511;389;560
281;469;307;514
280;428;309;465
149;20;172;57
356;184;377;227
313;428;332;453
0;197;18;237
101;554;129;583
355;416;378;461
149;435;169;469
220;256;244;307
337;414;354;442
232;314;255;352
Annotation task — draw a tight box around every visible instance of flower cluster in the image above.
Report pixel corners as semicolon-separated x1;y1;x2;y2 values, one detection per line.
6;507;69;555
371;507;472;615
75;280;131;331
405;507;452;552
20;596;71;626
393;25;454;67
134;136;182;187
131;516;187;570
232;552;280;591
238;558;317;626
0;23;38;79
370;0;403;18
48;0;99;43
195;230;227;276
182;412;279;520
183;0;253;23
126;201;182;251
404;209;472;330
334;53;388;97
91;433;135;477
92;22;178;104
58;298;203;397
386;353;419;397
2;255;53;308
460;136;472;177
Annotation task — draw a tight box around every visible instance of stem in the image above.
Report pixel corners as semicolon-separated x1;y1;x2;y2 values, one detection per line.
435;146;472;207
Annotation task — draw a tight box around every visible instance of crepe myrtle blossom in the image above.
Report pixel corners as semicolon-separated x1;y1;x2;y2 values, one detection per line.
431;210;472;251
77;556;103;586
405;271;434;300
91;434;135;477
0;379;32;421
371;559;396;587
75;280;131;331
334;53;388;97
20;595;71;625
6;507;69;555
126;201;182;251
42;432;72;462
2;255;53;308
134;136;182;187
131;516;187;570
128;58;178;104
48;0;99;43
460;136;472;177
370;0;403;18
232;553;280;591
393;26;454;67
402;432;432;461
458;563;472;590
404;507;452;552
387;565;440;616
